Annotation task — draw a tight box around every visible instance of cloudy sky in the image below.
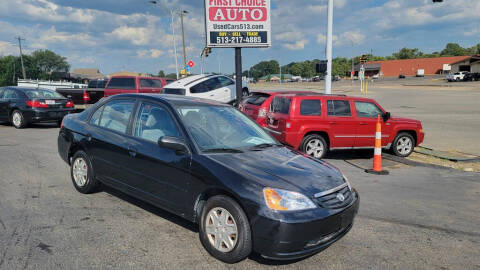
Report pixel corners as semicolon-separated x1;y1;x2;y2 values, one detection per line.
0;0;478;75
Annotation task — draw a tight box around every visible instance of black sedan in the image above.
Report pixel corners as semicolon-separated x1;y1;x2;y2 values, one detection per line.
0;87;74;128
57;94;359;263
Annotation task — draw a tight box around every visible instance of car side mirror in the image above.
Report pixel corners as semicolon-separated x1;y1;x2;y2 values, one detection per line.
158;136;188;153
383;112;391;122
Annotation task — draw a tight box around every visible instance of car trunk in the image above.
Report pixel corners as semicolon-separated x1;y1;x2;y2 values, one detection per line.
266;96;292;140
241;93;270;119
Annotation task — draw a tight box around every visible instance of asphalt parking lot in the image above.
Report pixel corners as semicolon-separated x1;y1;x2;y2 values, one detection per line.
1;123;479;269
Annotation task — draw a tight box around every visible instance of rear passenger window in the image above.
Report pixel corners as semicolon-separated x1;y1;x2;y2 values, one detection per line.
106;78;136;89
98;100;135;134
271;97;291;114
245;95;269;106
190;81;210;93
90;106;104;125
140;79;163;88
300;100;322;116
327;100;351;116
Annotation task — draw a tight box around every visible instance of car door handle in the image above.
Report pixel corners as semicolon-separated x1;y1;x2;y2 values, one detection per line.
86;133;92;142
360;122;368;125
329;121;337;125
128;147;137;157
224;89;228;92
210;94;215;97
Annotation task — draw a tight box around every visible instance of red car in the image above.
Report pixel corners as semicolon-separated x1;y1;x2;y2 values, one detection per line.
240;91;314;127
265;93;424;158
104;76;174;97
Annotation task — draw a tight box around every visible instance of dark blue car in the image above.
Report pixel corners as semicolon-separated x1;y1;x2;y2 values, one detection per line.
57;94;359;263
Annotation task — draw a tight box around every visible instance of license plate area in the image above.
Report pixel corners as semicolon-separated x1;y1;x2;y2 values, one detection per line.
45;100;55;105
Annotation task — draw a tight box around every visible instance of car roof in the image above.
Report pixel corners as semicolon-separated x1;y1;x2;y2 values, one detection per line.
273;93;378;102
1;86;53;92
111;93;230;107
164;74;219;88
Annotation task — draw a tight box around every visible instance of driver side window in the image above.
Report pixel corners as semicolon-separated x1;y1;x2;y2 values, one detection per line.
133;103;179;143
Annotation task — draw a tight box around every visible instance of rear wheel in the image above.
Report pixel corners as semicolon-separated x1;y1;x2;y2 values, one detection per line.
301;134;328;159
71;151;101;194
11;110;27;129
199;195;252;263
392;133;415;157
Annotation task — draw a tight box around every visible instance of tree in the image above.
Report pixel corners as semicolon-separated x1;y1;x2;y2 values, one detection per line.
440;43;468;56
165;73;177;79
393;48;424;59
249;60;279;80
158;70;166;77
31;49;70;80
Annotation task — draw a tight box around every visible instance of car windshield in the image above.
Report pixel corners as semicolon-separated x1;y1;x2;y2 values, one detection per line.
176;106;278;152
25;89;64;99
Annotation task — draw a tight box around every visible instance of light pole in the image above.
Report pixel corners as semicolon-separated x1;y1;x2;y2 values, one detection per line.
180;10;188;69
325;0;333;94
148;1;179;79
15;36;26;79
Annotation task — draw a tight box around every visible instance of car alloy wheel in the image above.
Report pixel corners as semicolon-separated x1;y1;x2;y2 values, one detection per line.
396;136;413;156
12;111;22;127
306;139;325;158
72;157;88;187
205;207;238;253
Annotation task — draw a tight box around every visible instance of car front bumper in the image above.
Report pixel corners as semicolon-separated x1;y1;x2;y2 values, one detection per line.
251;190;359;260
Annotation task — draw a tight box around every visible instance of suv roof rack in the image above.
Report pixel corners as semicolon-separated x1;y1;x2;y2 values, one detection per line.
276;93;347;97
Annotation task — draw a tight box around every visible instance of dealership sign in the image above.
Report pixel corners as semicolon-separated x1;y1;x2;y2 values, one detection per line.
204;0;271;48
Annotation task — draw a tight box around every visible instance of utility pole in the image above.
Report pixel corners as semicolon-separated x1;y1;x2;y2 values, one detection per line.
280;64;282;84
180;10;188;69
13;60;16;83
235;48;242;106
16;36;27;79
325;0;334;94
351;41;354;81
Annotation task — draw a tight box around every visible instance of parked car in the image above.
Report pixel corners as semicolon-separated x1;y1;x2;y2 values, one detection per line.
58;94;359;263
57;76;174;110
463;72;480;81
446;72;468;82
265;93;424;158
162;74;249;104
104;75;174;97
398;74;406;79
240;91;314;127
0;87;74;128
416;69;425;77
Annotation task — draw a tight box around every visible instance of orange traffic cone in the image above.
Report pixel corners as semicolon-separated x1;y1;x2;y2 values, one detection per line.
366;115;389;175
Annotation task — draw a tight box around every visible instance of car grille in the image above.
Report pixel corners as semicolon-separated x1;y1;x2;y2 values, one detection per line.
314;185;354;209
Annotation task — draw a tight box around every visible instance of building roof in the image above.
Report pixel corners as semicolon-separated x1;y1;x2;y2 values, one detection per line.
72;68;106;79
449;55;480;65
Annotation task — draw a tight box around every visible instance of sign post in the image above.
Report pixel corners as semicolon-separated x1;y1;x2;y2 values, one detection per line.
204;0;271;105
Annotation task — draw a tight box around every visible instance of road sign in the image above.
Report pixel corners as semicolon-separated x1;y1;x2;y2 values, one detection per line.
204;0;271;48
181;69;186;75
188;60;195;68
186;66;191;72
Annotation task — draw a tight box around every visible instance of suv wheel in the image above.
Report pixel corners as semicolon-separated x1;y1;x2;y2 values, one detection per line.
11;110;27;129
71;151;101;194
199;195;252;263
301;134;328;159
392;133;415;157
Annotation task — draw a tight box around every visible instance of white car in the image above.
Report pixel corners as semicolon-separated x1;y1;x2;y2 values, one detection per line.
446;72;468;82
163;75;249;104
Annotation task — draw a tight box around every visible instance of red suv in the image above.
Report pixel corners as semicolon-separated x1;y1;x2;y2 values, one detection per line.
104;76;174;97
266;93;424;158
240;91;313;127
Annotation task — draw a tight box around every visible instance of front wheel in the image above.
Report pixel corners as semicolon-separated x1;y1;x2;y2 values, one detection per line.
199;195;252;264
392;133;415;157
301;134;328;159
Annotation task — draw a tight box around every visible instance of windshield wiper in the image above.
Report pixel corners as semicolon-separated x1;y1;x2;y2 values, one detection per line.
249;143;283;150
203;148;244;153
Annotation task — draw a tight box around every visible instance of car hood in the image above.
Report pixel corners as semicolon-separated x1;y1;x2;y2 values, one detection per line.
389;116;421;125
206;147;346;197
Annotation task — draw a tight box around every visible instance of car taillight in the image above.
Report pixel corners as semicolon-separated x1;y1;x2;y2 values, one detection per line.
83;92;90;103
26;100;48;108
258;108;267;118
65;101;74;108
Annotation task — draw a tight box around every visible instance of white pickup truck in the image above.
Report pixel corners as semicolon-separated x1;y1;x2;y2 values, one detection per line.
446;72;468;82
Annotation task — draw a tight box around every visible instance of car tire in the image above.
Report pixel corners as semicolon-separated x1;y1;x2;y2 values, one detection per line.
301;134;328;159
70;150;101;194
11;110;27;129
392;132;415;157
199;195;252;264
242;88;249;98
456;78;460;82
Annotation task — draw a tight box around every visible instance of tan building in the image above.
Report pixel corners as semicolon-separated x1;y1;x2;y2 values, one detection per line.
72;68;106;80
109;71;152;77
449;55;480;73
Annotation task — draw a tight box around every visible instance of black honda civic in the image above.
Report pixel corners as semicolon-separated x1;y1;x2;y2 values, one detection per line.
57;94;359;263
0;87;74;128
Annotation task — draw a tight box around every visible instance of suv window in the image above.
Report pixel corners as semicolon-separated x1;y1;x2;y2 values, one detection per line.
217;76;234;87
191;78;220;93
98;100;135;133
327;100;351;116
133;103;179;143
163;88;186;95
300;99;322;116
106;78;136;89
271;97;291;114
355;101;383;118
140;79;163;88
244;94;269;106
4;89;19;99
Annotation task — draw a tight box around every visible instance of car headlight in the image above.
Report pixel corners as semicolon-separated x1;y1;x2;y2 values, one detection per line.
263;188;316;211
